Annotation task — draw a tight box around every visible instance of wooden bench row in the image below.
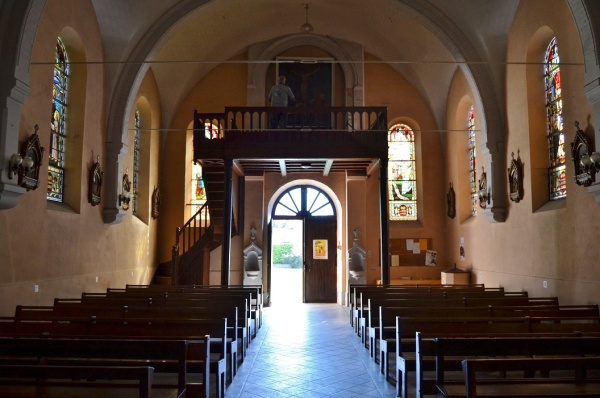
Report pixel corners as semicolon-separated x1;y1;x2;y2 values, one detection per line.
359;294;559;348
85;288;260;337
124;284;263;330
374;303;599;372
0;337;203;398
348;284;489;329
354;287;532;339
348;284;600;397
416;332;600;396
392;315;600;397
0;364;156;398
437;347;600;397
14;302;243;384
0;316;225;397
1;284;263;397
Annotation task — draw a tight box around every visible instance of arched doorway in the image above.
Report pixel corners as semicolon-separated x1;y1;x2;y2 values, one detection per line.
269;185;337;304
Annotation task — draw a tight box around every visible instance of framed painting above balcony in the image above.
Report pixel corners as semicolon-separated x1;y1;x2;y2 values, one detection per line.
276;57;333;108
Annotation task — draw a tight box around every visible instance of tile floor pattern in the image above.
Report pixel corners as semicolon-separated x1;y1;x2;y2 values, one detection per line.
226;302;398;398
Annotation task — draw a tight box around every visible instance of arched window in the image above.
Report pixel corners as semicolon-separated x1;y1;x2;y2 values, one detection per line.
545;37;565;200
273;186;335;219
133;108;140;215
468;106;477;216
47;37;69;202
388;123;416;221
191;161;208;220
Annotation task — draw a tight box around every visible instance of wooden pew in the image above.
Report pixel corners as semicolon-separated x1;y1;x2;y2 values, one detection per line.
15;303;242;383
394;317;600;398
428;334;600;398
0;364;155;398
357;290;530;341
348;284;487;330
377;304;600;378
88;288;259;338
361;293;554;354
0;337;197;398
120;285;263;334
125;284;263;328
18;302;246;360
0;318;224;398
67;293;253;350
439;357;600;397
363;290;524;340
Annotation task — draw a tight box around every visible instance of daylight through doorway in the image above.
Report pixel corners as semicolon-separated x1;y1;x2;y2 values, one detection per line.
270;219;303;306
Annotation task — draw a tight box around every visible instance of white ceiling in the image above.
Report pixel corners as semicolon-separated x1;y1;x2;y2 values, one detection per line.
91;0;520;129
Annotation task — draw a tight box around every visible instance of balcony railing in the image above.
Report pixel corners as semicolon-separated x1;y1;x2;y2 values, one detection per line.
194;106;387;139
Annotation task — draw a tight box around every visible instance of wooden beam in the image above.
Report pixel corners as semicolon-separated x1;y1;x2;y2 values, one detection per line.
323;159;333;176
279;159;287;177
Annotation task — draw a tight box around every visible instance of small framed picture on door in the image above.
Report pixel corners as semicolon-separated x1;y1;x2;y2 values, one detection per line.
313;239;328;260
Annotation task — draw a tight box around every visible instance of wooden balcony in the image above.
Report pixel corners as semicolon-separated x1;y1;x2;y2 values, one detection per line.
193;106;389;166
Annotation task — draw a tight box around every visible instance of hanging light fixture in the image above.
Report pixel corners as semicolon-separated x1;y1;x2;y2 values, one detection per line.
300;3;314;33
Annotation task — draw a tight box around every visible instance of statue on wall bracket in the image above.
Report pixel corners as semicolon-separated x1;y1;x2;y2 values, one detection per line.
447;182;456;218
152;185;161;219
119;169;131;211
88;155;103;206
8;124;45;191
507;151;523;203
570;120;596;187
478;166;490;209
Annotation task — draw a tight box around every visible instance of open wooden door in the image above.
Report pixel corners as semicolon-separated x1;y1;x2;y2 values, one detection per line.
304;218;337;303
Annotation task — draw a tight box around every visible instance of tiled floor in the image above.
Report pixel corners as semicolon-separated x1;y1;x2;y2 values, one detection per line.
226;302;398;398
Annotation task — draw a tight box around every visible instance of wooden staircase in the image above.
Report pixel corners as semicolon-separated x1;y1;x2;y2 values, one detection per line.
152;164;228;286
202;164;226;234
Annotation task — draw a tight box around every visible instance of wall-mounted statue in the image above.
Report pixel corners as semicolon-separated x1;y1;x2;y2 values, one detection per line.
507;151;523;203
89;155;103;206
447;182;456;218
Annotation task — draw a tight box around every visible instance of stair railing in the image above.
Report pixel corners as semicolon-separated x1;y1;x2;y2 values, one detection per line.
171;202;211;285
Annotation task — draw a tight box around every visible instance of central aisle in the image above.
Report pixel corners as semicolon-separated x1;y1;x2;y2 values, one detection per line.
226;303;397;398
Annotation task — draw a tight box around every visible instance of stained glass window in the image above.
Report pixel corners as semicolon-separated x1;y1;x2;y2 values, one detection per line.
191;161;208;220
545;37;566;200
205;122;219;139
47;37;69;202
468;106;477;216
388;124;417;221
133;109;140;215
273;186;334;218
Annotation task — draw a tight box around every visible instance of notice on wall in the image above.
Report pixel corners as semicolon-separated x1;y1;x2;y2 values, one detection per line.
391;255;400;267
425;250;437;266
406;239;414;251
412;242;420;254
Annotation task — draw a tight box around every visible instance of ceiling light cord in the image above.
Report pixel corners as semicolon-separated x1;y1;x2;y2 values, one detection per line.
300;3;314;33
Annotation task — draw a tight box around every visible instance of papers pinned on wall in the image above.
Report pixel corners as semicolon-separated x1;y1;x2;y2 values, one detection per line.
425;250;437;266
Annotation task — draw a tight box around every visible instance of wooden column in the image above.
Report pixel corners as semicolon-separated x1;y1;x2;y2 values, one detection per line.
221;159;233;286
379;157;390;284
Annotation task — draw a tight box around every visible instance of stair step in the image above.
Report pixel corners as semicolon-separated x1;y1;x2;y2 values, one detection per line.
154;276;172;286
205;191;224;199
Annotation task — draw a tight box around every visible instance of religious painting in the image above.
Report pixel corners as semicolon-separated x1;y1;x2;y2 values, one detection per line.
276;58;333;108
313;239;328;260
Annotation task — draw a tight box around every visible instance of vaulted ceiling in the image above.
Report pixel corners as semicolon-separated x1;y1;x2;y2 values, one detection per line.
91;0;521;133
